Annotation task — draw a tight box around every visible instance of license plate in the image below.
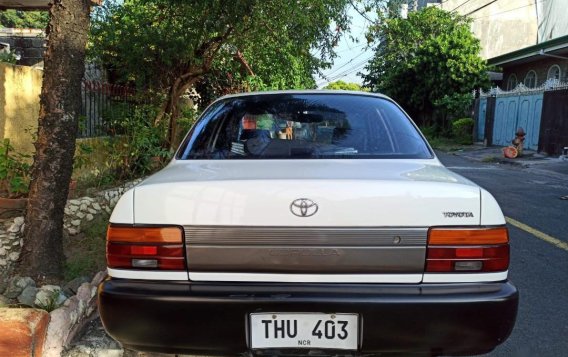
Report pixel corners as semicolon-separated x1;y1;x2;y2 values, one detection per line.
250;313;358;350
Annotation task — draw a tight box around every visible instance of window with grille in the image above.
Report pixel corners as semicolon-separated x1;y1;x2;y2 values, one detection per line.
547;65;561;81
524;71;537;88
507;74;517;90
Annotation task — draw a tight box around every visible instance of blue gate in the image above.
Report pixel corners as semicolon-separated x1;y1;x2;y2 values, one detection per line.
492;93;543;150
477;98;487;141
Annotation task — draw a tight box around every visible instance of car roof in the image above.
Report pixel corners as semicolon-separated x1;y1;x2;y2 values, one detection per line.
217;90;391;101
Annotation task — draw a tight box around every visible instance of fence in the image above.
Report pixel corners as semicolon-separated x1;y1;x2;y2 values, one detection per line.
79;80;138;138
475;79;568;155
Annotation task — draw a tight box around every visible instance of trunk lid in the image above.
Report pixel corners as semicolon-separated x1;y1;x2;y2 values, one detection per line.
133;159;480;279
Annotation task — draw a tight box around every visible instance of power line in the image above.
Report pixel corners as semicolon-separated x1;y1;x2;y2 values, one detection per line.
325;56;372;81
471;1;543;20
328;65;366;82
335;43;366;54
318;56;372;85
465;0;498;16
451;0;474;12
321;50;368;78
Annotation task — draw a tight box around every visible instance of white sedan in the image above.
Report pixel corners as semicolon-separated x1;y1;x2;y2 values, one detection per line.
98;91;518;356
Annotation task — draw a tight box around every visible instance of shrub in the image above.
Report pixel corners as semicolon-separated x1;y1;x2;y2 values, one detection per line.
452;118;475;145
73;105;174;192
419;125;438;141
174;107;199;148
0;139;31;198
0;51;17;64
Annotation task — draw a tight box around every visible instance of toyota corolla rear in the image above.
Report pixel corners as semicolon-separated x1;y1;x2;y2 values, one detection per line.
98;91;518;356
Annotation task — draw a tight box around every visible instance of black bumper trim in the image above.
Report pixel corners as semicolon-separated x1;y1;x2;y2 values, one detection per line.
98;279;518;356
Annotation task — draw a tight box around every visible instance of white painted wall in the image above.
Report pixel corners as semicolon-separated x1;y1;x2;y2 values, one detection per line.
440;0;538;59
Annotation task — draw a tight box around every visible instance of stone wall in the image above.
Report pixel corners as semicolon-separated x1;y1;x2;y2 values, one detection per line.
0;28;46;67
0;178;142;356
0;178;142;281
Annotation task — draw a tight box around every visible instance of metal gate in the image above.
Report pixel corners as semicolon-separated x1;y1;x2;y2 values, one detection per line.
492;93;543;150
477;98;487;141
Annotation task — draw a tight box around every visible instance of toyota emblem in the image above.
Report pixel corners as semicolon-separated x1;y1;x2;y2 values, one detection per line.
290;198;318;217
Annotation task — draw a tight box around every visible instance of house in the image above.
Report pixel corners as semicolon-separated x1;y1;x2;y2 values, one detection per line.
429;0;568;156
488;35;568;90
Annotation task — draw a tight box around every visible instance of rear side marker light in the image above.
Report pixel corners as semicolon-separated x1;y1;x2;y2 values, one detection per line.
426;227;510;273
106;226;185;270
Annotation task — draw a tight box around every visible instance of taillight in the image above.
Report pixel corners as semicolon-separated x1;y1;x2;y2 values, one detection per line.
426;227;509;273
106;226;185;270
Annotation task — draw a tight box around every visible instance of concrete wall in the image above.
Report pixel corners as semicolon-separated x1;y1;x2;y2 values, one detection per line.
0;62;41;155
440;0;538;60
0;62;116;179
537;0;568;42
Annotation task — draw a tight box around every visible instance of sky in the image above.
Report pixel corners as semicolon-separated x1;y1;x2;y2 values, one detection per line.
314;6;376;88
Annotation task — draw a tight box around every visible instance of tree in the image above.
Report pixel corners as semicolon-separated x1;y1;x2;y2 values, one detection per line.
15;0;91;283
0;10;49;29
90;0;350;145
323;80;366;91
362;7;489;126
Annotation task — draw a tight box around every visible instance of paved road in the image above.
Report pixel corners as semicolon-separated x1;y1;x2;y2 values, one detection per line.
437;152;568;357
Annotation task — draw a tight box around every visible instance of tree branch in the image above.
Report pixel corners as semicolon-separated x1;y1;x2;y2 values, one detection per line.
234;50;254;76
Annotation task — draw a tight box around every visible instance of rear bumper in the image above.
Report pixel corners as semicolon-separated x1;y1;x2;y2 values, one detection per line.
98;279;518;356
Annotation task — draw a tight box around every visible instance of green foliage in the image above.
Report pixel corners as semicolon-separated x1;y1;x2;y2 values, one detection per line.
0;51;17;64
73;142;94;171
433;93;474;126
103;105;171;180
420;124;468;151
0;10;49;29
452;118;474;145
323;80;367;91
89;0;350;106
419;125;438;141
174;106;199;148
34;290;62;312
363;7;489;125
0;139;31;198
100;102;135;134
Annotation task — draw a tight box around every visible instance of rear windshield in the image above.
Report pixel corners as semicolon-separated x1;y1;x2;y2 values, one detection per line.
178;93;432;160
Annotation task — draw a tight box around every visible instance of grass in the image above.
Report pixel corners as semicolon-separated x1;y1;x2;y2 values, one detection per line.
425;136;472;152
63;212;109;281
73;174;129;199
420;125;474;152
35;290;63;312
481;156;499;163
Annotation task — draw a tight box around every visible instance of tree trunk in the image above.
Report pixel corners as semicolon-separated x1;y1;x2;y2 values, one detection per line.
15;0;91;284
163;76;201;148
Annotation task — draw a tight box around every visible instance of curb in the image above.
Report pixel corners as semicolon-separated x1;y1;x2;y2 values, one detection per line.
451;152;568;180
